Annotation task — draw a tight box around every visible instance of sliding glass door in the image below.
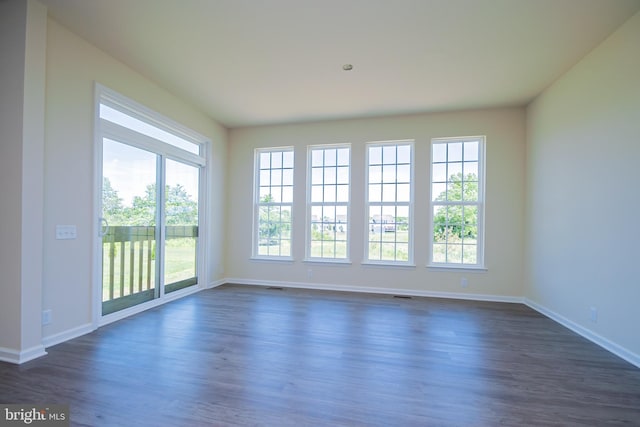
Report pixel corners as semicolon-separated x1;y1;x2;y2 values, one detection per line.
101;139;159;315
164;159;199;294
97;85;206;318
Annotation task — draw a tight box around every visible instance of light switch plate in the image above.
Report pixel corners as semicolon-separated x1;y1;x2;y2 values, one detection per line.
56;225;77;240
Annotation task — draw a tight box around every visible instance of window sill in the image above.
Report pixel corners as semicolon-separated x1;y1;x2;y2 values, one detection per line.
361;261;416;269
250;256;294;263
304;259;352;265
427;264;487;272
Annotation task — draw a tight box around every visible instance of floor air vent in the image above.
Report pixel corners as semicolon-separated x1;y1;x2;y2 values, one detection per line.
393;295;413;299
266;286;284;291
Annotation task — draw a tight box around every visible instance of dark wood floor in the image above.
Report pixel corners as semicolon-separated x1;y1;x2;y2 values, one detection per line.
1;284;639;426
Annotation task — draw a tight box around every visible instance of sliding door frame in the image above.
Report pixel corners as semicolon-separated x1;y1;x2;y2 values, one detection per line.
92;83;209;328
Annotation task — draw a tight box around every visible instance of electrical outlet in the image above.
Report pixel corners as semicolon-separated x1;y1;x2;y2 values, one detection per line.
590;307;598;323
461;277;468;288
42;309;52;325
307;269;313;279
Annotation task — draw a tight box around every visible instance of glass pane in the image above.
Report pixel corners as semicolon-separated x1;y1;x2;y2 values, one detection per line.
102;139;157;312
311;167;323;185
311;206;322;223
282;168;294;186
369;165;382;183
164;159;199;293
397;164;410;183
369;146;382;165
323;205;336;222
335;241;347;258
311;185;323;202
463;161;478;178
323;185;336;202
462;181;479;202
396;244;409;261
259;187;270;200
336;205;347;221
368;242;381;260
282;186;293;203
464;140;479;161
325;149;337;166
447;181;463;201
311;150;324;167
369;184;382;202
101;104;199;155
382;165;396;183
337;148;350;166
382;184;396;202
310;240;322;257
397;145;411;164
382;145;396;164
446;244;462;264
433;244;446;263
260;152;271;169
322;241;334;257
282;150;294;168
432;143;446;163
381;243;396;261
337;166;349;184
432;183;446;201
260;170;270;186
447;162;462;181
463;245;477;264
271;152;282;168
397;184;410;202
448;142;463;162
336;185;349;202
271;169;282;186
270;186;282;203
324;167;337;184
432;163;446;182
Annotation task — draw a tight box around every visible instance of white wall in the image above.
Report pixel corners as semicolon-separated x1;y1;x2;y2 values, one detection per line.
0;0;28;357
0;0;47;363
525;11;640;360
227;108;526;298
43;18;227;342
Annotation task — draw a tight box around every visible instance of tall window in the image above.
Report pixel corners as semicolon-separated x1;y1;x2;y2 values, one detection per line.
430;137;485;267
366;141;413;264
307;145;350;260
254;148;294;258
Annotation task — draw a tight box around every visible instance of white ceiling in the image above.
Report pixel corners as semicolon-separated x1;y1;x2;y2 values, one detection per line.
40;0;640;128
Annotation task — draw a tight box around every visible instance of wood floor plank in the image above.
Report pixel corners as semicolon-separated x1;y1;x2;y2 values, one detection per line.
1;284;640;426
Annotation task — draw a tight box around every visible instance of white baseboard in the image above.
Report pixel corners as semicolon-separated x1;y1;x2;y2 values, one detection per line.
42;323;95;349
0;344;47;364
524;298;640;369
223;277;523;303
207;278;226;289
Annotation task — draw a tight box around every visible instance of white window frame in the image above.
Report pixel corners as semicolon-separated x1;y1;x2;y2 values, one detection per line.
305;144;351;263
252;147;294;260
428;136;486;269
364;140;415;266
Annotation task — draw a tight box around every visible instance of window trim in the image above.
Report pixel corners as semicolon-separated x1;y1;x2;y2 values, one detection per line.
305;143;352;263
364;140;415;266
428;135;486;269
252;146;295;260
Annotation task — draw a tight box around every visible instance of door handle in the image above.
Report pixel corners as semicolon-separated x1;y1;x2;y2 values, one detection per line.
99;217;109;237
